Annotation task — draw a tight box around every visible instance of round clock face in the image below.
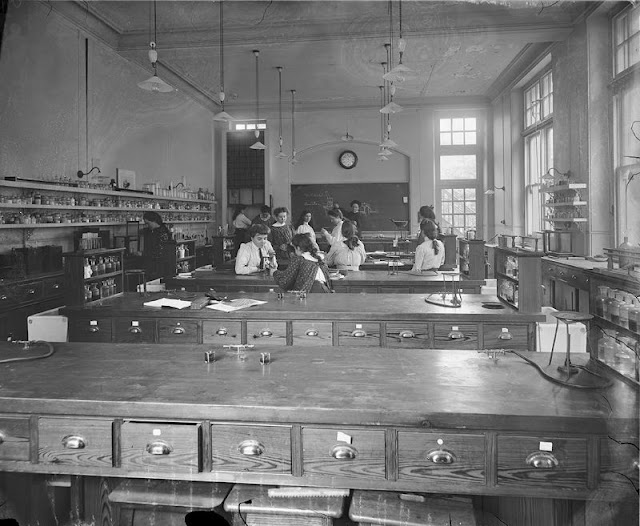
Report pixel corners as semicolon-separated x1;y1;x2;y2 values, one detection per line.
339;150;358;169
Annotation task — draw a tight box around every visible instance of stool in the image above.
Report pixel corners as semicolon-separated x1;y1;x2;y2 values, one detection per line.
349;490;476;526
108;479;232;526
223;484;346;526
125;269;147;294
549;311;594;375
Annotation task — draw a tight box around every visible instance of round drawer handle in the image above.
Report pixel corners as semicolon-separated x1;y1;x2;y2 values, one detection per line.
172;326;185;335
399;330;415;339
331;443;358;460
27;289;35;295
426;449;456;464
258;329;272;337
351;329;366;338
88;326;100;333
129;327;142;334
52;283;60;290
62;435;86;449
0;296;7;301
448;332;465;340
145;440;173;456
572;275;577;280
526;451;558;469
305;328;319;337
0;433;5;445
216;328;228;336
237;439;265;457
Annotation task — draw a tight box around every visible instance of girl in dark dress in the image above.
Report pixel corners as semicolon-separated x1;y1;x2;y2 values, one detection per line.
270;206;295;261
142;211;174;280
273;233;333;293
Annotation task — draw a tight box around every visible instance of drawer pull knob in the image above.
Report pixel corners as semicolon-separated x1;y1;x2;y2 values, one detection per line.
27;289;35;294
237;439;265;456
0;433;5;445
305;328;319;337
172;326;185;335
52;283;60;289
499;328;513;340
146;440;173;456
88;326;100;333
62;435;86;449
258;329;273;337
216;328;228;336
351;329;366;338
448;327;465;340
129;327;142;334
572;275;577;280
0;296;7;301
331;443;358;460
426;449;456;464
526;451;558;469
399;330;415;339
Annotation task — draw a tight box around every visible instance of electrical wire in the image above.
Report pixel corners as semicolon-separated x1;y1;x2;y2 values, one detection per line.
507;350;612;389
0;341;56;364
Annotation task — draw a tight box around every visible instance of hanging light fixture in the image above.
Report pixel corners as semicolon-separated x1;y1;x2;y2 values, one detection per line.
275;66;288;159
290;89;298;165
138;0;174;93
250;49;265;150
341;116;354;142
377;86;388;162
213;0;234;121
380;43;403;114
384;0;413;83
380;60;398;149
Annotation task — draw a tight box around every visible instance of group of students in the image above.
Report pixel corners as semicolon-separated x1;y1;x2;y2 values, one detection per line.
233;202;446;294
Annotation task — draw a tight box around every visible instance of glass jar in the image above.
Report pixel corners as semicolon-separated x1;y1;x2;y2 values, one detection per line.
619;293;632;330
628;299;640;334
595;286;609;318
603;289;619;322
609;293;622;325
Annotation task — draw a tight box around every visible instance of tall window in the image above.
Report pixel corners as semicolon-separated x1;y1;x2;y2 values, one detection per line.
523;70;553;235
436;115;482;236
613;4;640;76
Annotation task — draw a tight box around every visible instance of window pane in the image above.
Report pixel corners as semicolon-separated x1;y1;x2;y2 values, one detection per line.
235;124;246;130
465;132;477;145
466;202;476;214
257;123;267;130
440;155;477;180
453;202;465;214
441;202;452;214
453;189;464;200
441;188;452;201
452;118;464;131
440;118;451;131
465;188;476;200
466;216;477;228
453;214;464;226
440;132;451;146
464;118;476;131
452;132;464;145
441;214;453;226
247;124;256;130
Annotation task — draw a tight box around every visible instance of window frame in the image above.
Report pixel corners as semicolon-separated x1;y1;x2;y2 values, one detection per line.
613;3;640;77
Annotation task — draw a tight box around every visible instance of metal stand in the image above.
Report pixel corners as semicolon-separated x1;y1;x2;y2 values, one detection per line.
548;311;593;375
424;271;463;308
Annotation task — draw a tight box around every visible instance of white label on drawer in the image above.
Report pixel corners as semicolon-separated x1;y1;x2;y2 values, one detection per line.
452;326;459;331
539;441;553;452
131;321;139;327
152;428;162;436
501;327;509;332
90;320;97;326
337;432;352;444
355;324;362;329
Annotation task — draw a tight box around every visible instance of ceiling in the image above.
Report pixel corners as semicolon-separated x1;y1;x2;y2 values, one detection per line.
55;0;596;113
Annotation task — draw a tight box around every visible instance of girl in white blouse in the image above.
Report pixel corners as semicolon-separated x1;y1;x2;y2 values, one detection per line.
325;220;367;271
294;210;316;242
410;219;445;274
235;224;277;275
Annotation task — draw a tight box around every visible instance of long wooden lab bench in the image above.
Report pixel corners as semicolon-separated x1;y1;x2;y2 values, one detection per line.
165;269;485;294
0;343;637;525
61;292;543;349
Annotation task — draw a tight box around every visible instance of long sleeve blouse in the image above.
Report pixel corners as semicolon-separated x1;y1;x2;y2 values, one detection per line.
270;223;295;260
235;240;277;275
325;240;367;270
411;239;445;272
273;253;333;293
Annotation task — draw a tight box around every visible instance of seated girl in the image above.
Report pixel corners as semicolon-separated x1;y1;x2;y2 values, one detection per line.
325;220;367;271
235;224;277;275
410;219;445;274
273;233;333;293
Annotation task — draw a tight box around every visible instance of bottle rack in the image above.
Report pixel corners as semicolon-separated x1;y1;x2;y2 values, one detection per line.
541;182;588;226
174;239;197;274
457;238;485;280
494;245;543;312
63;247;125;305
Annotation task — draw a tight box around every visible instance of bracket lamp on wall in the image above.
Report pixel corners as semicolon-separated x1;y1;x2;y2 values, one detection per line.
77;166;101;179
484;186;505;196
138;0;174;93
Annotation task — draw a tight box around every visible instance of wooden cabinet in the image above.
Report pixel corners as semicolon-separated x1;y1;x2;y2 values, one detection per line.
494;245;543;312
211;236;236;266
172;239;197;274
458;238;485;280
541;259;591;313
63;248;125;305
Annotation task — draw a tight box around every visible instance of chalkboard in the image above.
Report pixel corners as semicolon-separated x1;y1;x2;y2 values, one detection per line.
290;183;409;232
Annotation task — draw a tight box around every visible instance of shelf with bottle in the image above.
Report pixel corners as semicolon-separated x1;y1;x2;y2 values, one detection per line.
0;215;213;228
457;238;485;280
174;240;197;274
494;244;543;312
64;247;125;305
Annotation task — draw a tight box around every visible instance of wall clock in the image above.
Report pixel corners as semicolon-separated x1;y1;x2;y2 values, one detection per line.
338;150;358;169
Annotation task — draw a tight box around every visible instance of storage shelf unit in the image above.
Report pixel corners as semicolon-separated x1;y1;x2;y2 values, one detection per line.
63;247;125;306
211;236;237;267
494;245;544;313
458;238;485;280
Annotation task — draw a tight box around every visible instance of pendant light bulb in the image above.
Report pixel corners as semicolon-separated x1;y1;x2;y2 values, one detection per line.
250;49;265;150
213;1;234;121
138;1;174;93
148;42;158;64
398;37;407;53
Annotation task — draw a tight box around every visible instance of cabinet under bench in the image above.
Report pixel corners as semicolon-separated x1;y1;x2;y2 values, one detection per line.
62;292;544;350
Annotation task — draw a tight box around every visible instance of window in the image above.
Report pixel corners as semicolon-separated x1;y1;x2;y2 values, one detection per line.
613;4;640;76
232;121;267;132
436;115;482;237
523;70;553;235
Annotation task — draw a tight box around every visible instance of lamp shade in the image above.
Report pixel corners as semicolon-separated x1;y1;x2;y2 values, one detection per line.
138;74;174;93
213;110;234;122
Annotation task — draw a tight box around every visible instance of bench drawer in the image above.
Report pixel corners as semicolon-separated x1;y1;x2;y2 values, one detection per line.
158;320;199;343
337;322;381;347
302;427;386;480
433;323;478;349
246;321;287;346
398;431;485;484
386;323;431;349
121;422;200;474
114;319;155;343
0;417;30;461
68;318;112;342
483;324;530;350
38;417;112;468
497;435;587;489
210;424;291;474
202;321;242;344
291;322;333;346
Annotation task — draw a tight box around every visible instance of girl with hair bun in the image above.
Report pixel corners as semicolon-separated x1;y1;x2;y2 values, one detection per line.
410;219;445;273
325;220;367;271
273;233;333;293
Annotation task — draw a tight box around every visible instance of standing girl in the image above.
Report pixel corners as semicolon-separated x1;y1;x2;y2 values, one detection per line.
411;219;445;273
232;204;252;248
294;210;316;242
270;207;295;261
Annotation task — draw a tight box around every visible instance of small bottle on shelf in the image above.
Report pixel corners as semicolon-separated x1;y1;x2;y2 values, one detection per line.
90;282;100;301
628;299;640;334
595;286;609;318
